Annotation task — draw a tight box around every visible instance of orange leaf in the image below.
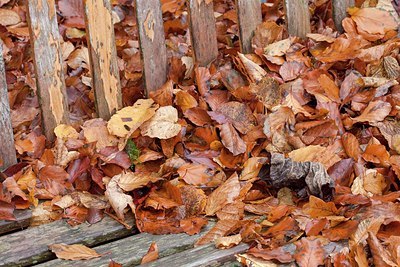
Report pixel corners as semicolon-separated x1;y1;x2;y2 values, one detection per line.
349;7;398;41
303;196;338;218
342;132;361;160
205;173;240;216
294;238;324;267
141;242;159;264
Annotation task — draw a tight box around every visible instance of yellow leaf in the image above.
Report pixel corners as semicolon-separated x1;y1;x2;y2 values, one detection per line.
54;124;79;140
0;8;20;26
107;99;158;138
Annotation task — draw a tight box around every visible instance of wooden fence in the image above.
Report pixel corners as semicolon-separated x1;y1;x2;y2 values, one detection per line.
0;0;354;170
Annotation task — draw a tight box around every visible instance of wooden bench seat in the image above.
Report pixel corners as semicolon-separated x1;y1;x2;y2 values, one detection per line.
0;215;248;267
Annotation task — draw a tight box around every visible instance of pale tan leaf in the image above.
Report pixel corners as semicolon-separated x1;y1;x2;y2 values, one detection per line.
141;106;182;139
49;243;101;260
116;171;162;191
0;8;20;26
54;124;79;140
105;174;135;220
215;234;242;249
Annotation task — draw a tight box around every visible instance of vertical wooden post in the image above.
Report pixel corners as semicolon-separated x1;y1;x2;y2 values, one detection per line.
187;0;219;66
135;0;168;94
84;0;122;120
332;0;355;33
284;0;311;38
0;43;17;169
26;0;70;142
235;0;262;54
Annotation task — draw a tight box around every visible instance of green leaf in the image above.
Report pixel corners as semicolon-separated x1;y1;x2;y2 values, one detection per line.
125;139;140;166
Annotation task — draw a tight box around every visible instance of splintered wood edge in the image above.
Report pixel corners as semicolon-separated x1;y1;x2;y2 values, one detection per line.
0;41;17;169
36;222;216;267
26;0;70;142
283;0;311;38
135;0;168;94
235;0;262;54
0;214;133;266
84;0;122;120
0;209;32;235
332;0;355;33
187;0;219;66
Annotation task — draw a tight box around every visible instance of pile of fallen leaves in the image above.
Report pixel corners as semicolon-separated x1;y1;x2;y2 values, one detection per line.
1;0;400;265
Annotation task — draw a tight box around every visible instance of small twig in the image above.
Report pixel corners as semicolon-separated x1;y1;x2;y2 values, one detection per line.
104;210;133;230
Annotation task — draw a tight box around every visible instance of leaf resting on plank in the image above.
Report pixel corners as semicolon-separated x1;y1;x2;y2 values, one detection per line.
48;243;101;260
260;153;334;200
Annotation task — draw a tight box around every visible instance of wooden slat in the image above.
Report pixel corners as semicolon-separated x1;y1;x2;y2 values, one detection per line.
135;0;168;94
84;0;122;120
332;0;355;33
187;0;219;66
283;0;311;38
0;215;132;266
0;42;17;170
0;210;32;235
144;243;250;267
235;0;262;54
37;222;215;266
26;0;70;142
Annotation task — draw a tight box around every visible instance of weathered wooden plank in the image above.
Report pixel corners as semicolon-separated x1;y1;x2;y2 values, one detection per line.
235;0;262;54
143;243;250;267
187;0;219;66
84;0;122;120
37;222;215;267
0;209;32;235
0;42;17;170
26;0;70;142
0;215;133;266
283;0;311;38
135;0;168;94
332;0;355;33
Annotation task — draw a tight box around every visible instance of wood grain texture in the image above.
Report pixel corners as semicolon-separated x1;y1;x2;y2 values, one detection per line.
143;243;250;267
187;0;219;66
135;0;168;94
84;0;122;120
332;0;355;32
0;209;32;235
26;0;70;142
0;215;133;266
235;0;262;54
0;42;17;170
37;222;215;266
284;0;311;38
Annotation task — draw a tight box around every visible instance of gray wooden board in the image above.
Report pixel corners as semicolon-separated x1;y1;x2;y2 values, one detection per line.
135;0;168;94
0;209;32;235
332;0;355;33
0;215;133;266
235;0;262;54
36;222;215;267
143;243;250;267
0;41;17;170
